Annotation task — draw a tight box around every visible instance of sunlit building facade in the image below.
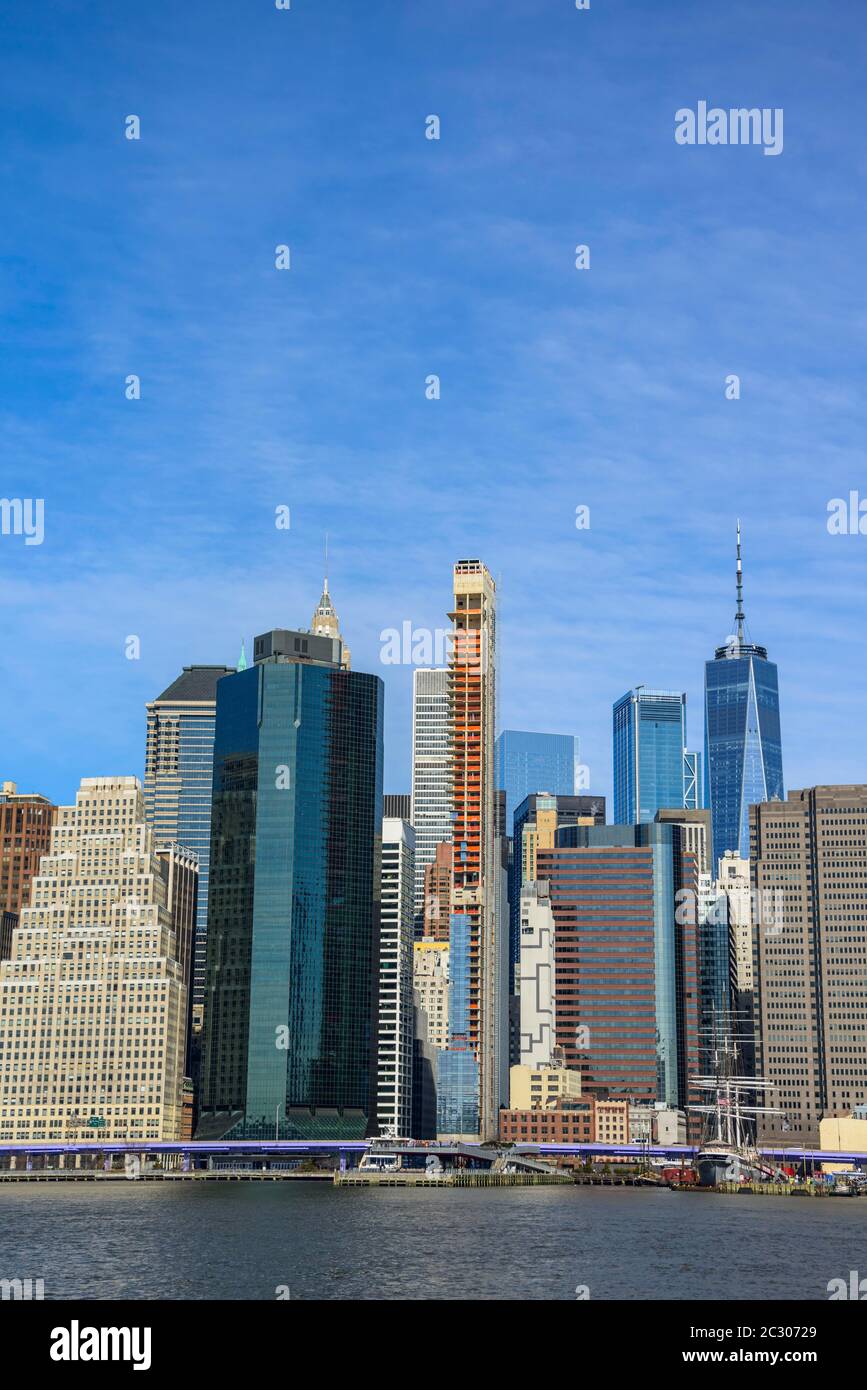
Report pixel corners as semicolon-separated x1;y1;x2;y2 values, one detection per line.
0;777;192;1142
446;560;505;1138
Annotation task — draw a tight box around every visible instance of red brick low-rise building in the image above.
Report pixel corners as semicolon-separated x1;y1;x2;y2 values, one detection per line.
499;1095;630;1146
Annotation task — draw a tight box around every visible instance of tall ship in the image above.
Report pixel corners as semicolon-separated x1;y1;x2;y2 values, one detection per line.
690;1019;782;1187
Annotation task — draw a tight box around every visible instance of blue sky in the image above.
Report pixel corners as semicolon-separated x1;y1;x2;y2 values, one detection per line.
2;0;866;808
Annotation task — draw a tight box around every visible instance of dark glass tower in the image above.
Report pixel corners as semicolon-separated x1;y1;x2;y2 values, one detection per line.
704;525;784;870
198;627;383;1140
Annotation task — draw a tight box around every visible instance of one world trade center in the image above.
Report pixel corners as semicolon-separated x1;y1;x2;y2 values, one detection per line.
704;524;784;870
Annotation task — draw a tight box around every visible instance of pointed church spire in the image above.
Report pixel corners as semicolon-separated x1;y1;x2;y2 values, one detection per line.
735;519;745;644
237;640;248;672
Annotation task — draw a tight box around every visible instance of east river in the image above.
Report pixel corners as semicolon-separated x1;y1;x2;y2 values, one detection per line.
2;1182;864;1300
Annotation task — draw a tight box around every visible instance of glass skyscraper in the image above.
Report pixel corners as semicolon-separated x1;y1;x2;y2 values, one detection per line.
704;525;784;868
144;664;234;1020
494;730;577;833
613;689;697;824
436;912;480;1137
198;626;383;1141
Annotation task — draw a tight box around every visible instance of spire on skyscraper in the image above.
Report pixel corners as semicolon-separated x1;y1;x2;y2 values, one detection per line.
735;519;746;644
311;564;350;669
238;640;248;672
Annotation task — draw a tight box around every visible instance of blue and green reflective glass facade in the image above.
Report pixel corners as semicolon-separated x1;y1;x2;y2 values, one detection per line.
613;689;692;825
704;643;783;868
200;651;383;1140
494;730;577;833
436;913;480;1136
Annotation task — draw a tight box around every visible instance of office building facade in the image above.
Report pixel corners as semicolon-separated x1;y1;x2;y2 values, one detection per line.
199;622;383;1141
0;777;192;1142
447;560;504;1138
410;668;452;936
436;912;480;1138
517;880;557;1068
752;786;867;1145
0;781;56;917
539;822;700;1111
422;841;452;942
144;665;233;1024
715;851;756;1074
613;689;698;825
376;817;415;1137
413;940;449;1050
511;793;606;993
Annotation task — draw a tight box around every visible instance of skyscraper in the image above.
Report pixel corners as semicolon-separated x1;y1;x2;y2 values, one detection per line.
144;665;234;1026
446;559;505;1138
613;689;698;825
0;777;193;1143
510;793;606;994
704;523;784;868
376;817;415;1137
539;822;700;1112
310;575;351;669
198;620;383;1141
494;730;577;835
752;786;867;1146
410;668;451;936
516;879;557;1068
436;912;480;1138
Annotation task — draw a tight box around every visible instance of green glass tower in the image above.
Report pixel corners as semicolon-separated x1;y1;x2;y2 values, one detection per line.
198;622;384;1140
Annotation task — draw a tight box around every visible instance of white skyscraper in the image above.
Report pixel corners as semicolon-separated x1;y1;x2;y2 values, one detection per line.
410;668;452;934
518;881;557;1067
0;777;193;1144
376;817;415;1137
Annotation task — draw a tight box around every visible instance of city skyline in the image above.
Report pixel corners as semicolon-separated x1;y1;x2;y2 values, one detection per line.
4;0;867;1327
5;526;857;815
